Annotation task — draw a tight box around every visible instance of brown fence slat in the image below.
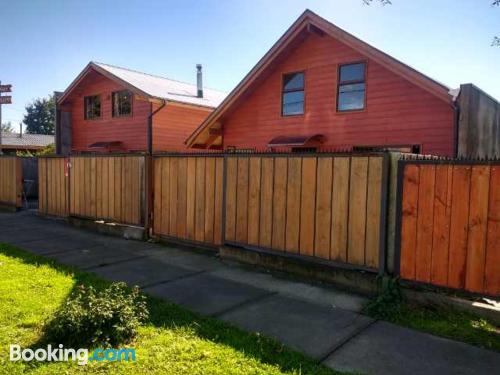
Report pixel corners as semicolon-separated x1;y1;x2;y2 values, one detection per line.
299;157;317;256
485;166;500;295
331;157;349;262
272;157;287;251
315;157;333;259
285;157;301;253
235;157;249;243
259;157;274;248
247;157;261;246
348;157;368;266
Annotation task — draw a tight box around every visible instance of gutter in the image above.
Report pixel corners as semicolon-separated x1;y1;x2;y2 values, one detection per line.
147;99;166;154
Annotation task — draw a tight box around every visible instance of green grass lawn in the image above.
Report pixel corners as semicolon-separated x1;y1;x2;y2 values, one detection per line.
0;243;342;375
363;279;500;352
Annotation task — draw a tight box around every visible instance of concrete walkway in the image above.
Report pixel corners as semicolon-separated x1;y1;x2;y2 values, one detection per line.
1;211;499;374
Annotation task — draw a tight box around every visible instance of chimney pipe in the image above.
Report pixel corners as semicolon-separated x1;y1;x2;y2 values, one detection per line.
19;123;22;138
196;64;203;98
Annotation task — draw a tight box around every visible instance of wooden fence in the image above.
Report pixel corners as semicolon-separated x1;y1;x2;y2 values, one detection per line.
69;155;145;226
224;154;388;271
0;157;22;208
38;157;69;216
153;155;224;245
396;160;499;296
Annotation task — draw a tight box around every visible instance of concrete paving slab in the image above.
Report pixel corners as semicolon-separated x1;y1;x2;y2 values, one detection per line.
46;245;145;269
18;235;104;255
141;246;224;272
88;257;198;287
210;266;368;312
0;228;69;244
144;273;271;316
324;321;500;375
220;294;374;359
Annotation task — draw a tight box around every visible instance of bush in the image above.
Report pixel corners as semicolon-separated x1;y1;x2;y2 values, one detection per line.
45;282;149;347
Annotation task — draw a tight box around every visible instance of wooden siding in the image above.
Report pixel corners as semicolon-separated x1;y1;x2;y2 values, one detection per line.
69;155;144;225
399;162;499;296
152;103;212;151
0;157;22;208
66;70;151;152
225;154;387;270
220;32;454;156
152;155;224;245
38;157;68;216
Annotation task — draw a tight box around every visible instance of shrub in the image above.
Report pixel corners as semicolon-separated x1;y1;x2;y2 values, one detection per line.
45;282;149;347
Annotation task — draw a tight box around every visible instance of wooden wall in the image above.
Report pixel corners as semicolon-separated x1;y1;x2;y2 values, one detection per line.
457;84;500;159
69;155;145;225
224;154;387;270
398;161;499;296
38;157;68;216
0;157;22;208
153;155;224;245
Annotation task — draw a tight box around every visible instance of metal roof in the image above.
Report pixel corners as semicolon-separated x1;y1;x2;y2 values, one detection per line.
0;132;54;148
93;62;227;108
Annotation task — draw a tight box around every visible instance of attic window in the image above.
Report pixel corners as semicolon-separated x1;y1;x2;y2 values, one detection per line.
112;90;132;117
282;72;304;116
337;62;366;111
84;95;101;120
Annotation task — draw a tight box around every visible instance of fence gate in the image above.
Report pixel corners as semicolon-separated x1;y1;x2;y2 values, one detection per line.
38;156;69;217
395;159;499;296
224;153;389;273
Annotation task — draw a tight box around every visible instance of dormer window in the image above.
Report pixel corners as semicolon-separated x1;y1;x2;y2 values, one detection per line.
337;62;366;111
112;90;132;117
282;72;304;116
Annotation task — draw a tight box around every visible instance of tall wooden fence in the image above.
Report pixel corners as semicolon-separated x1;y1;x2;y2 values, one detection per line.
38;157;69;216
70;155;145;226
153;155;224;245
396;160;499;296
224;154;388;271
0;157;22;208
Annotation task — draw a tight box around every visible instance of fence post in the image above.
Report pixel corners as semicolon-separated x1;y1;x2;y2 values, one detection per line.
144;154;153;237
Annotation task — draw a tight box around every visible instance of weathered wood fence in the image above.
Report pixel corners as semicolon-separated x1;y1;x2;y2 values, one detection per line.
224;154;388;271
38;157;69;217
0;156;22;208
396;159;499;296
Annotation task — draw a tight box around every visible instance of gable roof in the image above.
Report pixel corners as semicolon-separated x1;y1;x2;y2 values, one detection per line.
186;9;454;147
1;132;54;149
58;62;227;109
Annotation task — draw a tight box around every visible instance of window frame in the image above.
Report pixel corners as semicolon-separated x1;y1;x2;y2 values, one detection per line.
336;61;367;113
84;94;101;120
281;71;305;117
112;90;133;118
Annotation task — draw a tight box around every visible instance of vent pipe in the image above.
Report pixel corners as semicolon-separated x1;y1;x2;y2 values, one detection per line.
196;64;203;98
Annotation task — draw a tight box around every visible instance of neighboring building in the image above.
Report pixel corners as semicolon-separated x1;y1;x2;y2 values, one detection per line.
55;62;226;154
0;131;54;154
186;10;499;157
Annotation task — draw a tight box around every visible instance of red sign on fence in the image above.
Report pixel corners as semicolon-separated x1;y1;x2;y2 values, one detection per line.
0;96;12;104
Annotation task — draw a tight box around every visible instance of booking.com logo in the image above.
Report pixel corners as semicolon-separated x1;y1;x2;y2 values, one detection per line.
10;344;136;366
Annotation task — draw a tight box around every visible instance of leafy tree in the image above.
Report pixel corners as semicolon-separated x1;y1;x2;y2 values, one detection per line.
1;121;15;132
23;95;55;135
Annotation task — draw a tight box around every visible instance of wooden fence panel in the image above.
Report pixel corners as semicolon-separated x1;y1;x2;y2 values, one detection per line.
398;161;499;296
0;157;22;208
152;155;224;246
69;155;144;226
38;157;68;216
225;154;387;271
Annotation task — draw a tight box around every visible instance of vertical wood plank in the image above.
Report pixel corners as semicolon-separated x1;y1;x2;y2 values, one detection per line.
204;157;216;243
430;165;453;286
225;157;237;242
465;165;490;293
285;157;302;253
300;157;317;256
161;158;170;236
314;157;333;259
331;157;350;262
186;157;196;240
169;158;178;236
96;158;103;218
348;157;368;266
108;158;115;221
235;157;249;243
272;157;287;251
448;166;471;289
259;157;274;248
484;166;500;296
153;158;162;235
177;157;188;238
247;157;261;246
90;157;96;218
213;158;224;245
195;157;206;242
365;157;383;268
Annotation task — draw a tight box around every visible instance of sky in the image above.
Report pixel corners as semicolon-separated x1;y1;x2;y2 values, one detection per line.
1;0;499;132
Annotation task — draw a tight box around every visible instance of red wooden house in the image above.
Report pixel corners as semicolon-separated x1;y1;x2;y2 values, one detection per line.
186;10;499;157
55;62;226;154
